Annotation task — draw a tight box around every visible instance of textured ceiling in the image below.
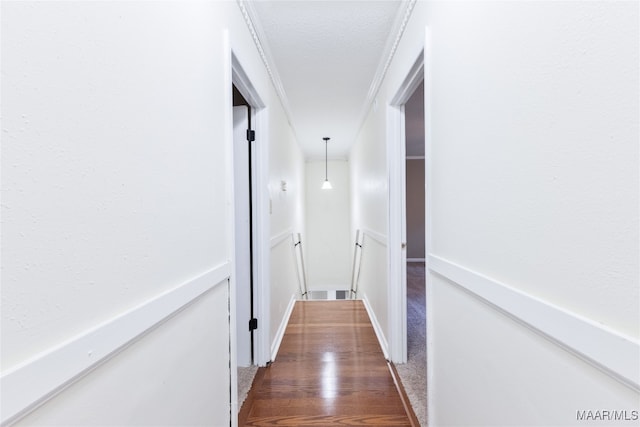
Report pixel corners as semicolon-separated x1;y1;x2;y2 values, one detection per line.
244;0;407;160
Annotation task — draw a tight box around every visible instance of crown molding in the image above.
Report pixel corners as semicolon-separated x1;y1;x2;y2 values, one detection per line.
236;0;300;141
237;0;416;159
351;0;418;151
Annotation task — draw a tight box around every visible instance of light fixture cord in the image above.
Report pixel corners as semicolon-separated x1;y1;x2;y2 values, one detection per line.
325;140;328;180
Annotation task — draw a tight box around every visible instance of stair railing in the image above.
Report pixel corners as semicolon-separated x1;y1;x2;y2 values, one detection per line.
349;229;365;299
292;233;309;300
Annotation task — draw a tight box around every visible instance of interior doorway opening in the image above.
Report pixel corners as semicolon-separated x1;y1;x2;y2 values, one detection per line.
232;85;256;368
387;52;424;364
404;81;426;265
403;78;426;364
227;48;270;426
231;84;261;420
386;49;427;426
398;80;427;427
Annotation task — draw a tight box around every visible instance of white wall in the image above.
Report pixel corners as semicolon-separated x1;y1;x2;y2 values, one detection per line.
305;160;351;290
269;111;306;239
267;111;305;358
2;0;228;373
351;0;639;424
1;1;305;425
15;286;230;426
432;275;639;426
423;0;639;339
350;99;390;348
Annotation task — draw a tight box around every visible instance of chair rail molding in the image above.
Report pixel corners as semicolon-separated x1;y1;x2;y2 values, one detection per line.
1;263;232;426
428;254;640;392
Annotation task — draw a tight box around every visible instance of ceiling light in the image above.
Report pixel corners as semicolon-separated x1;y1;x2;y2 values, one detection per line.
322;137;332;190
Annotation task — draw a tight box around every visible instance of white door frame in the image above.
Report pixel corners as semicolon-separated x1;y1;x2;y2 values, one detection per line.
231;53;271;369
387;51;424;364
225;34;271;425
387;29;434;420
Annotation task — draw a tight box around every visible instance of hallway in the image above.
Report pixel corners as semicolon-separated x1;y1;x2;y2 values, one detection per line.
2;1;638;426
239;301;417;426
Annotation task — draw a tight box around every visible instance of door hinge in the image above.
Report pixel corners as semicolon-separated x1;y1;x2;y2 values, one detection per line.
246;129;255;142
249;318;258;331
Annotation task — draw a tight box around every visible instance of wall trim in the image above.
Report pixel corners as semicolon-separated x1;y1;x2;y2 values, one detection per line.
0;263;232;426
361;228;388;247
362;294;390;360
271;228;293;248
354;0;418;143
270;295;296;362
428;254;640;391
236;0;299;144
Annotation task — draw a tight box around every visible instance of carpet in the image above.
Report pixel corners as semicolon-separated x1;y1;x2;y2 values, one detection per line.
395;262;427;426
237;365;258;409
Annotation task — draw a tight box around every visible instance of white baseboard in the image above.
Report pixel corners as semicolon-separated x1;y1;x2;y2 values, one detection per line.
429;254;640;391
361;294;390;360
1;263;232;426
270;294;296;362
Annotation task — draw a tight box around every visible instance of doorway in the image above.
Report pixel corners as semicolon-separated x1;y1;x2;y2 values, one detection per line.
399;80;427;427
404;81;425;266
228;51;270;424
387;47;428;427
232;86;255;368
387;52;424;364
403;81;426;381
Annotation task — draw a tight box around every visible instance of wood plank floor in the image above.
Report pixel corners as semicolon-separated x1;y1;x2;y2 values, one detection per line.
239;300;417;426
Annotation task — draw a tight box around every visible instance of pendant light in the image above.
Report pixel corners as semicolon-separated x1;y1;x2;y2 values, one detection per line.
321;137;332;190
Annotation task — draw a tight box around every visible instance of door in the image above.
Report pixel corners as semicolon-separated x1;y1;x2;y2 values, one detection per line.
233;105;252;367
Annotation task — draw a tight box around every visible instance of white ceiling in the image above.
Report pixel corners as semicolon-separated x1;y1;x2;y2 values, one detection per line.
242;0;411;160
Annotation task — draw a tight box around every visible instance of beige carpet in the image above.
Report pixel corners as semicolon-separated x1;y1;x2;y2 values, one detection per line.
237;365;258;409
395;262;427;426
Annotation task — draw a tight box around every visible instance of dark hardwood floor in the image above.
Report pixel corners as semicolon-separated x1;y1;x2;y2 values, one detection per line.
239;300;417;426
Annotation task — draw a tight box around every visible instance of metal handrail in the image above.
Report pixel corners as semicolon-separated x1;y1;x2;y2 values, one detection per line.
292;233;309;299
350;229;364;299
